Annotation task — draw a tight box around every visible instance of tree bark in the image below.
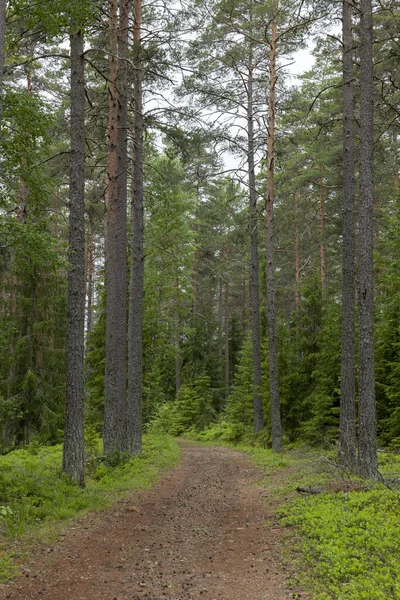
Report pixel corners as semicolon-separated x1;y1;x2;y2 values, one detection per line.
339;0;357;473
295;191;300;315
247;59;264;432
319;166;327;290
193;200;199;315
266;7;282;451
62;29;86;487
224;260;229;401
174;279;181;396
86;226;95;336
218;275;224;411
0;0;5;141
127;0;144;457
357;0;377;479
103;0;127;455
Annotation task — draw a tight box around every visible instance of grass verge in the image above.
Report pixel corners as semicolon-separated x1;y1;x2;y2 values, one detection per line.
0;433;180;582
231;441;400;600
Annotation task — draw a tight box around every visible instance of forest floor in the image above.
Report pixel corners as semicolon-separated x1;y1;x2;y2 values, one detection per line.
0;442;304;600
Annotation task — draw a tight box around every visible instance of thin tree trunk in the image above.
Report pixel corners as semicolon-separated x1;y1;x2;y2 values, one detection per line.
127;0;144;457
266;6;282;451
86;226;94;335
241;274;247;337
247;58;264;432
224;258;229;400
103;0;127;454
358;0;377;479
339;0;357;473
295;191;300;315
218;275;224;410
393;130;399;189
173;279;181;396
193;199;199;315
62;28;85;487
319;166;327;290
0;0;5;141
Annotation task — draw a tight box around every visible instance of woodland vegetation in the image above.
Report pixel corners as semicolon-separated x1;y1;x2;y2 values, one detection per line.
0;0;400;495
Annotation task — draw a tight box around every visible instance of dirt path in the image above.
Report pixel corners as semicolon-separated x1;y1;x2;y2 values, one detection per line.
1;444;295;600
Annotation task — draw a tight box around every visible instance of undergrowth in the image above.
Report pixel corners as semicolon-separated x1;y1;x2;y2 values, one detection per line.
0;433;179;582
264;450;400;600
280;486;400;599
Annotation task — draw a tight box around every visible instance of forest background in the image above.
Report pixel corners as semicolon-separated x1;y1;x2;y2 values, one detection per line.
0;0;399;482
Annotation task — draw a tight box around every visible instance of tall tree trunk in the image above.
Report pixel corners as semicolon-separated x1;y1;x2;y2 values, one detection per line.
103;0;127;455
319;166;327;290
393;130;399;189
266;6;282;451
193;196;199;315
358;0;377;478
0;0;5;140
173;279;181;396
224;261;229;400
86;226;95;336
117;0;129;451
127;0;144;457
218;275;224;410
339;0;357;472
295;191;300;315
247;60;264;432
62;28;85;487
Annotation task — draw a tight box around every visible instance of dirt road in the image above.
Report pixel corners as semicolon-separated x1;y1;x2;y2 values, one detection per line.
1;444;294;600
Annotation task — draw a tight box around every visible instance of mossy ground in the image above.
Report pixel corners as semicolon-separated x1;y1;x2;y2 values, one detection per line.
234;441;400;600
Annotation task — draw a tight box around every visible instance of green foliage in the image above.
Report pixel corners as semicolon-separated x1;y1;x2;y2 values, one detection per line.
280;488;400;599
148;374;216;436
375;211;400;444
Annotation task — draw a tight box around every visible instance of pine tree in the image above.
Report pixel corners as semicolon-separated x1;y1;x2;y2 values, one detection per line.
62;25;86;487
127;0;144;456
339;0;357;472
357;0;378;478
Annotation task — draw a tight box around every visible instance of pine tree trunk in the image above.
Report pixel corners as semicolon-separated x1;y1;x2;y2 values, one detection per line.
62;29;85;487
266;9;282;451
174;280;181;396
127;0;144;457
319;166;327;290
247;61;264;433
218;275;224;411
193;201;199;315
117;0;129;451
295;191;300;315
393;130;399;189
86;227;94;336
339;0;357;473
358;0;377;479
0;0;5;139
103;0;127;455
224;264;229;400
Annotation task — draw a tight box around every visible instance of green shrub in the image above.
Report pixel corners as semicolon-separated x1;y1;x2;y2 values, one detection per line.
148;374;215;436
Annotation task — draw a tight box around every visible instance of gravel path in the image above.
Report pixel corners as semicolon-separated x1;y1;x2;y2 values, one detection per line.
0;444;294;600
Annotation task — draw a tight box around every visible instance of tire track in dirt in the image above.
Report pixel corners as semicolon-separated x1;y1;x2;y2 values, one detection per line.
1;444;295;600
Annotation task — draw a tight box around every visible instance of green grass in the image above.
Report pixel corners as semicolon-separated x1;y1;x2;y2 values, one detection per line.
0;433;180;582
